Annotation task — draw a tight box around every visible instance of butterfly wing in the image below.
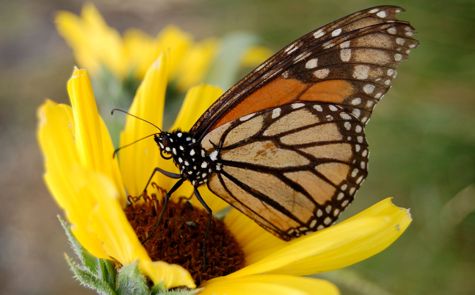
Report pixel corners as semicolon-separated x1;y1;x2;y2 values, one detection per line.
202;102;368;240
191;5;418;140
191;5;417;240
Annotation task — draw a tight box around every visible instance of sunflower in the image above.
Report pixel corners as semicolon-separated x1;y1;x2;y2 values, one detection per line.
55;3;272;91
38;54;411;294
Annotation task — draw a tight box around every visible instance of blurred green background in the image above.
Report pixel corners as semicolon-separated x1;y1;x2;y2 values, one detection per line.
1;0;474;294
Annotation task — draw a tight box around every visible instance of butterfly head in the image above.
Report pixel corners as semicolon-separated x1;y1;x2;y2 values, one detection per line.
154;131;220;185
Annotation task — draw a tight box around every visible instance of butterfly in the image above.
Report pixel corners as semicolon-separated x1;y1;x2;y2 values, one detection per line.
134;5;418;241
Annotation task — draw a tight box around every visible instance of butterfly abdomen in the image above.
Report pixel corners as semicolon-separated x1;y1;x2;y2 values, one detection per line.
156;131;221;186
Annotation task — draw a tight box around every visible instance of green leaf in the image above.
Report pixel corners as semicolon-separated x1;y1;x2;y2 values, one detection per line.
98;259;117;287
116;262;150;295
65;254;117;295
58;215;98;274
205;32;259;89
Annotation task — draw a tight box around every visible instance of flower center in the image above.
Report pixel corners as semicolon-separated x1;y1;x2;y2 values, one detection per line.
124;191;245;285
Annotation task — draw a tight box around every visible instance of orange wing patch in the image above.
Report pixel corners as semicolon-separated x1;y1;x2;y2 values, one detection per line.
300;80;354;102
213;78;308;129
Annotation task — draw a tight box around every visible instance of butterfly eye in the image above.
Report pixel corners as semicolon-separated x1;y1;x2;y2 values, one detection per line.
160;149;172;160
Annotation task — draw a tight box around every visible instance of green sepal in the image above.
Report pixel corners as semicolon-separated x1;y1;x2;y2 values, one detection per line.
58;215;98;273
116;261;150;295
98;258;117;287
65;253;117;295
92;66;137;146
150;283;166;295
151;283;199;295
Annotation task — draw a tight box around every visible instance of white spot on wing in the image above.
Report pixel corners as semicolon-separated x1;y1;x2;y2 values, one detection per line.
313;105;323;112
340;112;352;120
305;58;318;69
376;10;387;18
396;37;405;45
340;49;352;62
240;113;255;122
337;192;345;200
271;108;281;119
340;41;350;48
313;68;330;79
351;97;362;105
316;209;323;217
210;150;218;161
363;84;375;94
285;43;299;54
291;102;305;109
331;28;342;37
352;65;370;80
387;27;397;35
313;29;325;39
344;121;351;130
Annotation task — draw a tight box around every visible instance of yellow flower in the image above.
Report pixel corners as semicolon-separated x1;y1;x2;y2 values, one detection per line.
55;3;271;91
38;55;411;293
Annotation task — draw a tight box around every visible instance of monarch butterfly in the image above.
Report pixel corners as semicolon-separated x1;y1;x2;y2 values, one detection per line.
122;5;418;241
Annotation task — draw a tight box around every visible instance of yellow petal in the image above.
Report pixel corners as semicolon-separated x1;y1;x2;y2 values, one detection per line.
123;29;157;78
224;208;286;264
55;11;101;73
67;68;126;202
56;4;127;77
141;260;196;289
228;198;411;278
119;55;168;196
240;45;273;67
175;38;219;91
80;3;126;77
171;84;223;132
201;275;339;295
154;26;192;77
38;100;107;258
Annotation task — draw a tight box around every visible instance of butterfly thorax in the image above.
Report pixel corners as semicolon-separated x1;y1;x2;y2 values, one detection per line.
154;131;220;186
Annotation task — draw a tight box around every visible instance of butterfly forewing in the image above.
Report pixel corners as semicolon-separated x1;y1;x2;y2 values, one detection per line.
202;102;368;240
191;5;418;139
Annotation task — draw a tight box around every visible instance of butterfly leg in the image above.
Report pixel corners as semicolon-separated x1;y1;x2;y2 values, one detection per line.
142;167;181;194
145;178;185;242
193;187;213;268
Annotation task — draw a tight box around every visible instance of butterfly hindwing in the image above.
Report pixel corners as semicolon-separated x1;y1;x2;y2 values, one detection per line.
202;102;368;240
191;5;418;139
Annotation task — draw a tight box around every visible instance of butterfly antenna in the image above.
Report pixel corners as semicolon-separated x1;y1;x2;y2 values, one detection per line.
111;108;162;131
113;133;159;158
